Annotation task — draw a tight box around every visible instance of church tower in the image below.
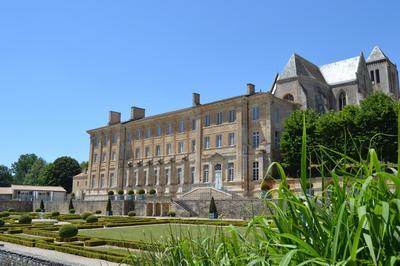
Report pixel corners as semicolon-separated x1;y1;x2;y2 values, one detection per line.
366;46;399;99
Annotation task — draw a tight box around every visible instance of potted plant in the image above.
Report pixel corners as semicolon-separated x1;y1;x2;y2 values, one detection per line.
148;188;156;196
208;197;218;219
106;198;113;216
127;189;135;200
117;190;124;200
137;189;145;200
260;179;272;199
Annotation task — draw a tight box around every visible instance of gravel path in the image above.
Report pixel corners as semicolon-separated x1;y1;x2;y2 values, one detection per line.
0;241;126;266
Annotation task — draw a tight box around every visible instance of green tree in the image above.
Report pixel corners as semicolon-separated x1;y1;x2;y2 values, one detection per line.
80;161;89;172
38;163;56;186
52;157;81;193
11;154;39;184
0;165;13;187
24;158;47;185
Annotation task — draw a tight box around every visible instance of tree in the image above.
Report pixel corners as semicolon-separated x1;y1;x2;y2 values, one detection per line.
209;197;218;218
0;165;13;187
68;198;74;211
11;154;39;184
40;199;45;212
80;161;89;172
106;198;112;216
24;158;47;185
37;163;56;186
52;157;81;193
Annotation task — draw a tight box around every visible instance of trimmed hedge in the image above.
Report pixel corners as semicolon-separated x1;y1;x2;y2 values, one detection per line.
59;224;78;238
95;210;102;214
86;215;98;223
69;209;76;214
81;212;92;220
84;238;106;247
19;214;32;224
0;219;4;226
0;212;10;218
128;211;136;217
7;208;15;212
51;211;60;217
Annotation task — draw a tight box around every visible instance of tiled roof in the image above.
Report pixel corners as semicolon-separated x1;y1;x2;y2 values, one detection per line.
11;185;66;192
319;56;360;85
367;46;388;62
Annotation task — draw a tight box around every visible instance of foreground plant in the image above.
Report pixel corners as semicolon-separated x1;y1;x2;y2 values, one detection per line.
126;111;400;266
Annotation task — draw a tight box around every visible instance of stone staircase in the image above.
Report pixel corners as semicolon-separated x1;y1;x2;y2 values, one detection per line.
172;200;199;217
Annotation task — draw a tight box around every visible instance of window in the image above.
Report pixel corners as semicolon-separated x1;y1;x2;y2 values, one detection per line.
127;132;132;143
91;175;96;188
228;163;234;181
216;134;222;147
135;148;140;159
370;70;375;82
165;169;170;184
111;151;116;161
190;167;195;184
146;128;152;138
375;69;380;83
216;112;223;125
156;126;162;137
94;136;99;147
112;133;118;144
144;170;148;185
178;120;185;133
228;133;235;146
252;131;260;149
167;123;173;135
178;142;184;153
338;91;346;111
102;152;107;162
204;114;211;127
191;119;196;130
204;136;210;149
252;106;260;121
136;129;142;140
283;94;294;101
100;174;105;188
134;171;138;186
177;168;182;184
109;173;115;187
166;143;172;155
203;165;209;183
191;139;196;152
145;146;150;157
93;153;98;163
103;135;108;145
155;145;161;156
252;162;259;180
155;169;159;185
228;110;236;122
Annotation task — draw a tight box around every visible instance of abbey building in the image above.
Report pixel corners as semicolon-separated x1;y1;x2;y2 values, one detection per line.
73;46;399;199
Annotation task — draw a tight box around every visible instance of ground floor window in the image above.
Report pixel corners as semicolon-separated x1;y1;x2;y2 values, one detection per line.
252;161;259;180
227;163;234;181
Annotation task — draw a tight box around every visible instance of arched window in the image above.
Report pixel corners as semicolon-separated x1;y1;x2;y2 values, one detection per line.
283;94;294;101
338;91;346;110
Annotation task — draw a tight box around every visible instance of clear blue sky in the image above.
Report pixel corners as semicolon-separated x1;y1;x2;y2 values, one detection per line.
0;0;399;167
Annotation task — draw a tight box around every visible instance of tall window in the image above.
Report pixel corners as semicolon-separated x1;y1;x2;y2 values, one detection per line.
228;110;236;122
127;132;132;143
252;162;259;180
191;119;196;130
167;123;173;135
166;143;172;155
190;167;195;184
178;120;185;133
177;168;182;184
155;169;159;185
155;145;161;156
204;114;211;127
204;136;210;149
146;128;152;138
103;135;108;145
191;139;196;152
94;136;99;147
109;173;114;188
178;142;184;153
100;174;105;188
216;135;222;147
252;106;260;121
370;70;375;82
165;169;170;184
228;133;235;146
145;146;150;157
156;126;162;136
135;148;140;159
252;131;260;149
93;153;98;163
112;133;118;144
375;69;380;83
111;151;116;161
91;175;96;188
283;94;294;101
216;112;223;125
102;152;107;162
203;165;209;183
227;163;234;181
338;91;346;111
136;129;142;140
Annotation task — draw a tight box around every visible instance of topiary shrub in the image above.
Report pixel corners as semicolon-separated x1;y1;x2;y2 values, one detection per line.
209;197;218;219
0;219;4;226
69;209;76;214
168;211;176;217
59;224;78;238
148;188;156;195
19;214;32;224
86;215;98;223
7;208;15;212
35;208;42;212
51;211;60;218
95;210;102;214
80;212;92;220
108;191;115;196
117;190;124;195
138;189;145;194
0;212;10;218
40;199;45;212
106;198;113;216
128;190;134;195
128;211;136;217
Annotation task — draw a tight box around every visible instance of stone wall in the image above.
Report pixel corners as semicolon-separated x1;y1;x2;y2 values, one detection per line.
0;249;63;266
0;201;32;212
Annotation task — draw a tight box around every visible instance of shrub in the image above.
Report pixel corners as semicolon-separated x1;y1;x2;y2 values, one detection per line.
84;238;106;247
40;199;45;211
108;191;114;196
168;211;176;217
128;190;134;195
35;208;42;212
128;211;136;217
95;210;102;214
148;188;156;195
69;209;76;214
106;198;112;215
0;212;10;218
117;190;124;195
0;219;4;226
80;212;92;220
51;211;60;218
7;208;15;212
138;189;145;194
209;197;218;215
59;224;78;238
86;215;98;223
19;214;32;224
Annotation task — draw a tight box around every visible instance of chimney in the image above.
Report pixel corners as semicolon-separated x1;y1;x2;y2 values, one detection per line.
108;111;121;125
130;107;145;120
247;83;255;95
192;93;201;106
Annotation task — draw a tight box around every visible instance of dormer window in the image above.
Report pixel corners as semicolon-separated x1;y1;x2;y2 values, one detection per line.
283;93;294;101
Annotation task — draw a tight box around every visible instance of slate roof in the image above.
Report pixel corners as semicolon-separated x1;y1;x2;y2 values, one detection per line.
278;54;326;83
319;56;361;85
367;46;388;62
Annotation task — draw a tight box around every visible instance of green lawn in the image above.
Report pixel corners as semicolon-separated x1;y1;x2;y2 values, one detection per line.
80;224;245;242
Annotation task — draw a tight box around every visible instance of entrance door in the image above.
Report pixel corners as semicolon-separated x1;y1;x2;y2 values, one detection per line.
214;164;222;190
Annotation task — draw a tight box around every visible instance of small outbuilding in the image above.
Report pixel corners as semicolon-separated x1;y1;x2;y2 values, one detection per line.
0;185;66;201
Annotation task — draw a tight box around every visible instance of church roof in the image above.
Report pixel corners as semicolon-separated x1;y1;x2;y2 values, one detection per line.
367;46;388;62
319;56;361;85
278;53;326;83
